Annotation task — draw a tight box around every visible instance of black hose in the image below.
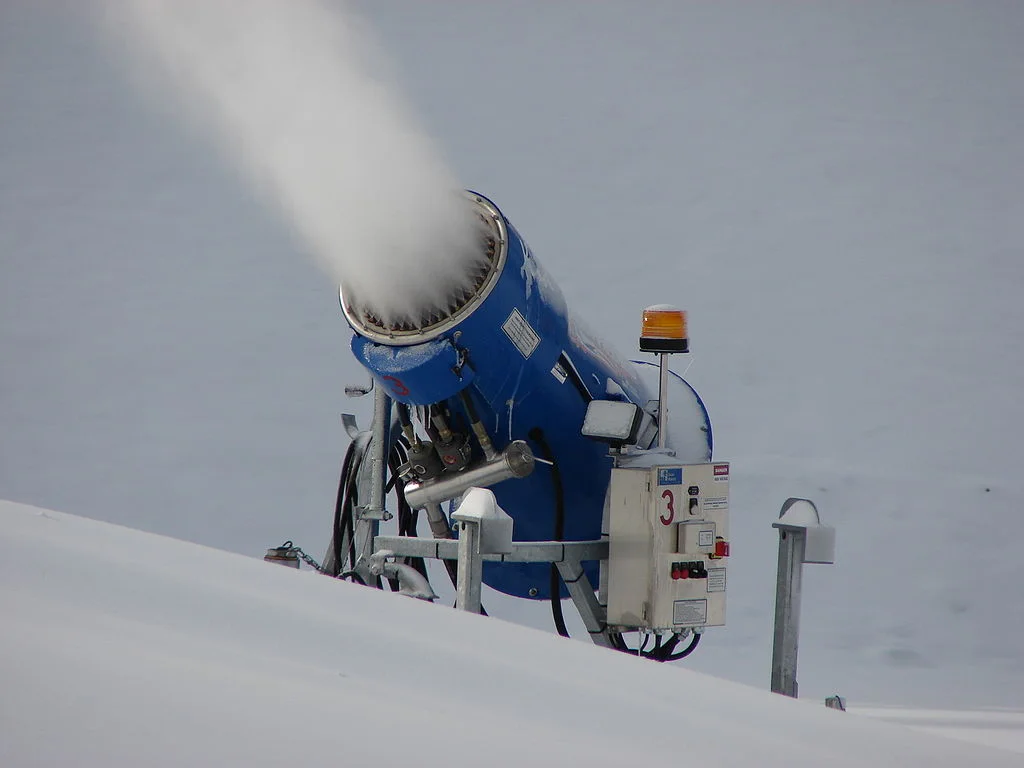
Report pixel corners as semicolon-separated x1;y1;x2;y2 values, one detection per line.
396;402;414;430
341;452;359;571
658;631;701;661
529;427;570;638
389;441;428;581
609;630;701;661
330;439;358;576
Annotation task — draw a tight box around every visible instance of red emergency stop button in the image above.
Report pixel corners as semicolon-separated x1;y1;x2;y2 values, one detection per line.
714;538;730;558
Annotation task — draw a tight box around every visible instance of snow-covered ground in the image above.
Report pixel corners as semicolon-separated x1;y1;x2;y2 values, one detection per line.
2;0;1023;749
2;499;1021;766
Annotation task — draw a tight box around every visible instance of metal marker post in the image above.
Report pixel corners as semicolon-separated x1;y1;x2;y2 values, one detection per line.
770;498;836;698
771;526;806;697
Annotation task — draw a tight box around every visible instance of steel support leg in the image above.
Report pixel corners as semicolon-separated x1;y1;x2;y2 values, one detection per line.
455;520;483;614
556;559;614;648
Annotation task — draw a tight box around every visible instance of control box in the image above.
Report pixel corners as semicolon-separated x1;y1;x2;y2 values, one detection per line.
607;463;730;632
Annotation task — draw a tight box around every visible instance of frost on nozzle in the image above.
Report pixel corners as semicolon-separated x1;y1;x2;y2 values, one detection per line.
340;197;495;329
101;0;480;329
342;200;501;334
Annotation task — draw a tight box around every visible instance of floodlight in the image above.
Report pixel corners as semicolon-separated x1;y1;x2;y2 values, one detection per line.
581;400;643;445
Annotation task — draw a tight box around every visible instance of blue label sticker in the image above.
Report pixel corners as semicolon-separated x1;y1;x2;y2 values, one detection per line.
657;468;683;486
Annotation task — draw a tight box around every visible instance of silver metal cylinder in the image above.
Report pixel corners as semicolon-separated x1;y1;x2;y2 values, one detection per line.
404;440;535;509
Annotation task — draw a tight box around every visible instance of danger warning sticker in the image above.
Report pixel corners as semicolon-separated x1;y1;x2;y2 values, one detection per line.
713;463;730;482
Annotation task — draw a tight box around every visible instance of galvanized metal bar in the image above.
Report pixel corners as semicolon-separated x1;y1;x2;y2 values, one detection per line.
500;540;607;562
363;385;392;520
373;536;607;563
598;491;611;611
556;560;614;648
455;519;483;613
656;352;669;449
771;528;806;697
373;536;448;559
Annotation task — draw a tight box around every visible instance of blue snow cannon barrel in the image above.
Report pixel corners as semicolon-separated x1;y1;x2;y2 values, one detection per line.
341;191;711;599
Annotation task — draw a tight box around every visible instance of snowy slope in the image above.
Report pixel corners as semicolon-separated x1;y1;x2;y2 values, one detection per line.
1;0;1023;711
2;499;1022;767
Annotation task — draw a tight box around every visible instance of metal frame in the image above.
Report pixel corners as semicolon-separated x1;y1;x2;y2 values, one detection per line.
341;389;615;647
372;534;613;647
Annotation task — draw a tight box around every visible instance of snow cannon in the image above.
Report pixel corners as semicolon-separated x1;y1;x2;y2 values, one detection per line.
337;191;713;598
310;191;728;659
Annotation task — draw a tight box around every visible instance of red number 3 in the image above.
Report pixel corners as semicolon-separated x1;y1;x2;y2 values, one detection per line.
660;489;675;525
382;375;410;397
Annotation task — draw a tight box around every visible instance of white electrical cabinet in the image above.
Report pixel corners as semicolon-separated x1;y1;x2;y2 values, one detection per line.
607;463;730;632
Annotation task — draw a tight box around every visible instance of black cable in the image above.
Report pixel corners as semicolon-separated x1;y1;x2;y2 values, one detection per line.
396;402;414;431
342;451;359;571
332;432;369;579
610;630;701;661
529;427;570;638
389;441;429;582
659;632;701;661
330;439;358;576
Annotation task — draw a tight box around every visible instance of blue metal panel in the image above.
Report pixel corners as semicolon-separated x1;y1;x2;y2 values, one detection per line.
351;335;474;405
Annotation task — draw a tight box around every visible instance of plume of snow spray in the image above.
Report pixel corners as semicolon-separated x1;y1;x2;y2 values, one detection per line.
97;0;481;326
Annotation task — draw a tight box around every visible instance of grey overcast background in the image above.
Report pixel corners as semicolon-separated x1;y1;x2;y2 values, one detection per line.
2;1;1022;706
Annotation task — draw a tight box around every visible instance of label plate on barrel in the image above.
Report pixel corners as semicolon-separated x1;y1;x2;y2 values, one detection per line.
502;309;540;358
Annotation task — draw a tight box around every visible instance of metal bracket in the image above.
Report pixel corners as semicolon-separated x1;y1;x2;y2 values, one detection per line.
344;378;374;398
336;370;610;642
341;413;361;440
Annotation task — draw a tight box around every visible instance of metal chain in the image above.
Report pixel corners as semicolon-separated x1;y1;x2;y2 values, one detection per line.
292;546;325;573
270;540;326;573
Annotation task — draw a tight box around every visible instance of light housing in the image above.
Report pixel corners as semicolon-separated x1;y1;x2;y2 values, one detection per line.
580;400;643;446
639;304;688;353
